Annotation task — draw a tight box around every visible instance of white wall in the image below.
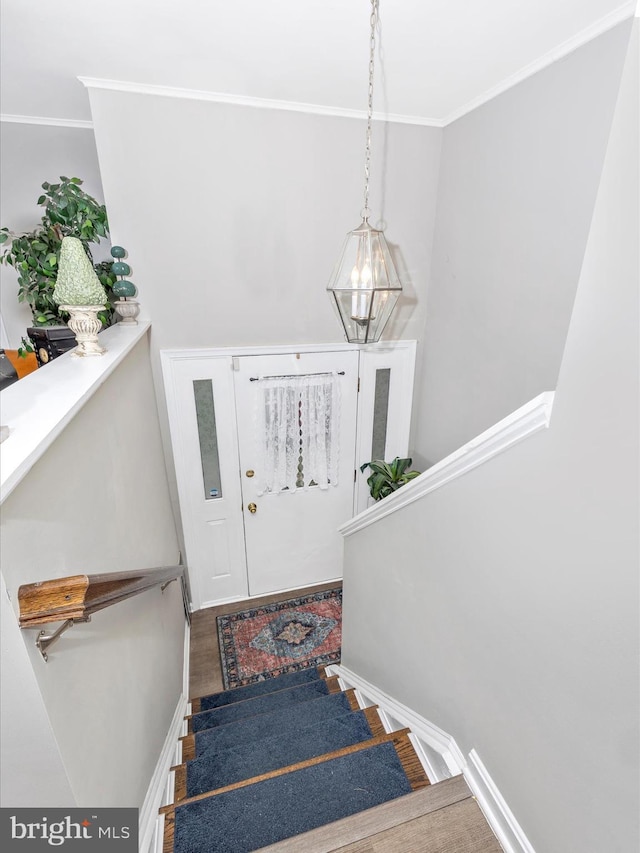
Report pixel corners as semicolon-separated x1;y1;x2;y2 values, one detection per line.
0;573;76;807
85;93;441;554
86;92;441;353
341;23;638;853
412;20;633;467
0;337;185;808
0;121;106;348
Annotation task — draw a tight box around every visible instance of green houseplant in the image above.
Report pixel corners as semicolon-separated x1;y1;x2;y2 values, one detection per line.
360;456;421;501
0;176;117;364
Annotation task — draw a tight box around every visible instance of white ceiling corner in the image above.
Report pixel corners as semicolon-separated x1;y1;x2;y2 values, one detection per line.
0;0;636;128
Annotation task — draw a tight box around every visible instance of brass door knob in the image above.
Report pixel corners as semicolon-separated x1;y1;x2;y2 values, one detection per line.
246;470;255;478
247;502;257;514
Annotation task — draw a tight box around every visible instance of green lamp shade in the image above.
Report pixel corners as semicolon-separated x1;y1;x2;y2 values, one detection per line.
52;236;108;306
110;245;126;258
111;261;131;276
113;279;137;298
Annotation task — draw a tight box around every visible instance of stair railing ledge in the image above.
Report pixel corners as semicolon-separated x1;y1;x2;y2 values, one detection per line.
0;320;151;506
340;391;555;537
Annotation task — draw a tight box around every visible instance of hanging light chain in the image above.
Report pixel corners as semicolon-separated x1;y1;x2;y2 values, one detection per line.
362;0;378;221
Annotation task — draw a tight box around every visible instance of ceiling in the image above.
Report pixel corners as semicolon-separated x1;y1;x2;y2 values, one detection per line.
0;0;635;126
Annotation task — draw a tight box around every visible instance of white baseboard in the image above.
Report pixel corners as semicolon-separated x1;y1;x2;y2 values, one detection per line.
326;665;465;780
139;619;190;853
464;750;536;853
327;665;536;853
152;814;165;853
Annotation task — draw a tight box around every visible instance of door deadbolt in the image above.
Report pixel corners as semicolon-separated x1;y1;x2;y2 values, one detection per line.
247;502;257;514
246;470;255;478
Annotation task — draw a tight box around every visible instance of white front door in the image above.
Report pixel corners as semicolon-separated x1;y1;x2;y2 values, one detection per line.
162;342;416;611
233;350;359;596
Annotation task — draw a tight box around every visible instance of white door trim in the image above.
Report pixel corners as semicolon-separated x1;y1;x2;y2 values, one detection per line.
161;343;365;361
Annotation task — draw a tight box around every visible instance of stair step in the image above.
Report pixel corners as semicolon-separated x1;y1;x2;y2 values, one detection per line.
187;677;341;735
180;690;361;762
254;775;474;853
334;796;504;853
191;666;324;714
175;709;377;800
163;738;416;853
165;732;427;813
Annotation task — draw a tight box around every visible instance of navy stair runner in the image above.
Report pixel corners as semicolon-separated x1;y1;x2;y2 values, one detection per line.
164;667;430;852
189;678;335;733
173;742;412;853
195;666;323;711
190;691;356;758
184;709;374;796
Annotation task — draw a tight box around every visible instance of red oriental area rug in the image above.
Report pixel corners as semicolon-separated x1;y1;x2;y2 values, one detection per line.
217;587;342;689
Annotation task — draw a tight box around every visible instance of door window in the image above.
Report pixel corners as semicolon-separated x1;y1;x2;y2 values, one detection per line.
193;379;223;500
371;367;391;460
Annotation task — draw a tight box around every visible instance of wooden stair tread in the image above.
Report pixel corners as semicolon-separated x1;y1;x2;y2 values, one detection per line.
253;776;473;853
162;729;417;812
363;706;386;737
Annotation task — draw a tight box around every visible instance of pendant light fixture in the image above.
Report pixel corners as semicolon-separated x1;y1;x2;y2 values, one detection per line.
327;0;401;344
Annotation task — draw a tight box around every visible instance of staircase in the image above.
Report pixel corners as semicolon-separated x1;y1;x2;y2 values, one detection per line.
158;667;503;852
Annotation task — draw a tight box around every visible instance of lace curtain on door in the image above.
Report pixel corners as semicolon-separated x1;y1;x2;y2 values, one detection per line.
256;373;340;495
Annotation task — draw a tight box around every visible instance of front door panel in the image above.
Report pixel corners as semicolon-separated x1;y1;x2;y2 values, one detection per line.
163;355;248;608
233;350;359;596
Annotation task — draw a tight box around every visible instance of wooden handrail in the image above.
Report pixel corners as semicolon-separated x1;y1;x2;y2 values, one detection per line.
18;564;184;628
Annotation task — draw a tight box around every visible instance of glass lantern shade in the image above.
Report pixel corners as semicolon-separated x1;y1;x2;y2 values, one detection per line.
327;220;402;343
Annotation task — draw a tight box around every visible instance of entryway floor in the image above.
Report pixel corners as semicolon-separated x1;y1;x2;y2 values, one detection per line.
188;581;342;700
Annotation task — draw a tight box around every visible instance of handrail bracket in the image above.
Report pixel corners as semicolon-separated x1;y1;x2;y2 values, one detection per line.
36;617;91;662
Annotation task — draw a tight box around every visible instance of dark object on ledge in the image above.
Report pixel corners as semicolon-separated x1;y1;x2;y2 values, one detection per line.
27;325;78;366
0;348;19;390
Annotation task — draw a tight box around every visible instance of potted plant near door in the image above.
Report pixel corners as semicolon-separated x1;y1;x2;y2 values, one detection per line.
360;456;421;501
0;176;117;366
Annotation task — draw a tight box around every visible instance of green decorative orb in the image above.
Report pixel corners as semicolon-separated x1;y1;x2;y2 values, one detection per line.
112;279;137;298
110;245;126;258
111;261;130;276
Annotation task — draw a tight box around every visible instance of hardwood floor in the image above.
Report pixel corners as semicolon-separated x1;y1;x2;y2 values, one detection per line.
188;581;341;700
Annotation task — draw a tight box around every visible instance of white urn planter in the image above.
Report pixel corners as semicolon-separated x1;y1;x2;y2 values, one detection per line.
114;298;140;325
60;305;107;357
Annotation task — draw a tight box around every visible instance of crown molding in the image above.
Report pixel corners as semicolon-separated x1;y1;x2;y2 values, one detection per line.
0;113;93;129
6;5;633;134
77;76;445;127
442;1;636;125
